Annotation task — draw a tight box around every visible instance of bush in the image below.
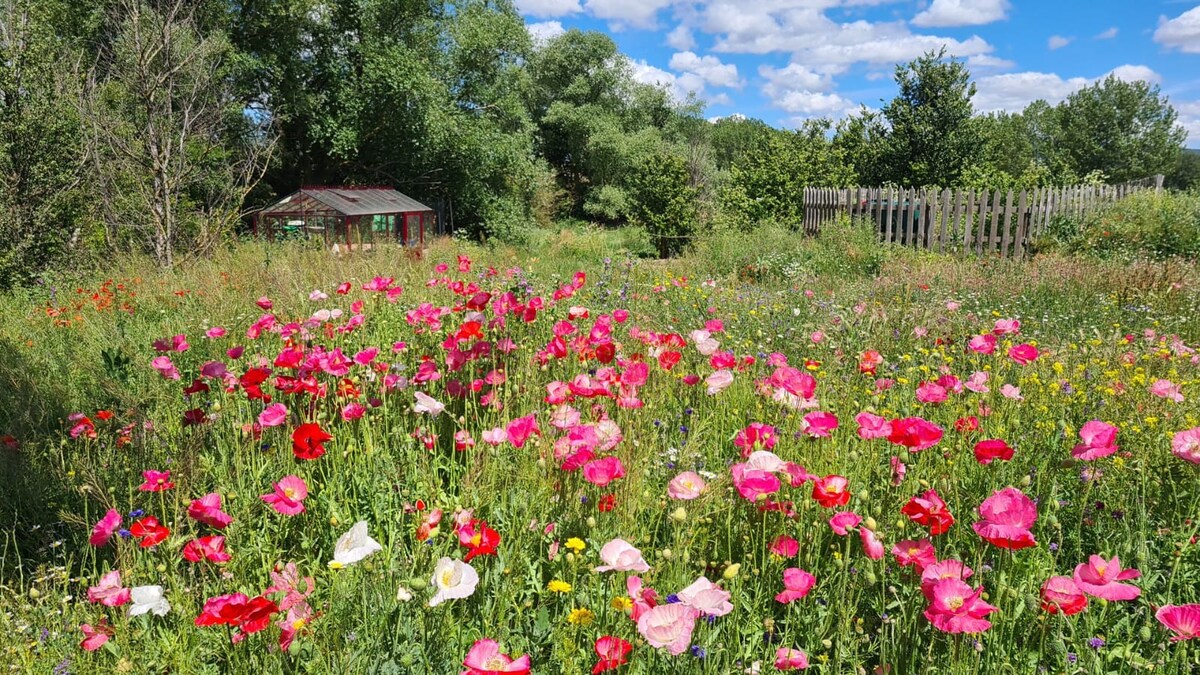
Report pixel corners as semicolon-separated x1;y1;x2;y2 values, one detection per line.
1039;192;1200;260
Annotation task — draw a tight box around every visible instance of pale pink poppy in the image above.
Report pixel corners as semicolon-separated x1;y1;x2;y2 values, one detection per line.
968;334;997;354
481;428;506;446
745;450;787;473
594;539;650;573
1073;555;1140;601
992;318;1020;335
1072;420;1119;460
87;570;131;607
637;603;698;655
1172;427;1200;464
677;576;733;617
774;647;809;670
1150;379;1184;403
775;568;816;603
261;475;308;516
1000;384;1023;400
829;511;862;535
855;412;892;440
413;391;445;417
667;472;706;500
188;493;233;529
965;371;989;393
705;370;735;395
258;403;288;428
90;509;121;547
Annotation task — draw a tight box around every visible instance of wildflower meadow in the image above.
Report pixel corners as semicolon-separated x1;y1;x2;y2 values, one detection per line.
2;236;1200;674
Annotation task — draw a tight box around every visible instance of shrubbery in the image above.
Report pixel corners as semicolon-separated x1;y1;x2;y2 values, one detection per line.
1037;191;1200;260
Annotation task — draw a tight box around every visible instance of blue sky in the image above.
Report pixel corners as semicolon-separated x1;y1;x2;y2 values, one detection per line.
518;0;1200;147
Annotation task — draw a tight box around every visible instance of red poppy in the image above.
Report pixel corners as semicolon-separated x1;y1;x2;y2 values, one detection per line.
973;439;1014;464
458;519;501;561
292;423;333;460
182;408;208;426
598;494;616;512
129;516;170;547
593;635;633;673
901;490;955;535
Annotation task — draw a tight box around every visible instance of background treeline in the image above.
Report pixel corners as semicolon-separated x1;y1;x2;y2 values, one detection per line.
2;0;1197;287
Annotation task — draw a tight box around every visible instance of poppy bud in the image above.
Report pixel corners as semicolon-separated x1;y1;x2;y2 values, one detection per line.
669;507;688;523
723;563;740;579
586;517;596;528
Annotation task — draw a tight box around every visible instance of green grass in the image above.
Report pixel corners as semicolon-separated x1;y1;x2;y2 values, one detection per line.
1;230;1199;674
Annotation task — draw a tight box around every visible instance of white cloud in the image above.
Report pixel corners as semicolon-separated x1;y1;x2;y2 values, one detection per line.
583;0;674;29
776;90;858;117
966;54;1015;71
709;92;734;106
912;0;1010;28
1177;101;1200;147
760;62;834;94
974;65;1163;113
1095;27;1118;40
1047;35;1072;50
629;59;705;102
666;24;696;50
1155;6;1200;54
516;0;582;19
669;51;743;89
527;21;566;44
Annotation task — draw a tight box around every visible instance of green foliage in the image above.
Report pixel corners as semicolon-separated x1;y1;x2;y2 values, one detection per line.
691;216;888;281
1075;192;1200;260
628;152;698;257
1166;150;1200;192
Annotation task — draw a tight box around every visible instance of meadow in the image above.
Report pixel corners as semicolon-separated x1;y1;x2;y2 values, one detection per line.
1;224;1199;674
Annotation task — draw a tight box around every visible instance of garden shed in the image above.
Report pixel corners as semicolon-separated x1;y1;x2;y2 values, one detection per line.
253;186;434;250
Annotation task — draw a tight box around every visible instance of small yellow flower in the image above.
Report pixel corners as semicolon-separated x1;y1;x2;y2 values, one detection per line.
548;580;572;593
611;596;633;612
567;608;595;625
565;537;586;553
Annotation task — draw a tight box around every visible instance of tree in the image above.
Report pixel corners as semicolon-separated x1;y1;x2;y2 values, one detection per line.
80;0;272;267
834;107;889;186
1052;76;1187;183
629;151;698;257
1166;150;1200;191
881;48;977;187
709;115;773;171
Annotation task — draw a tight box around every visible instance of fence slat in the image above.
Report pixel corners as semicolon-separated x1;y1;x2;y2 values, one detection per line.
1015;189;1029;261
938;188;951;254
1001;190;1015;257
885;188;895;244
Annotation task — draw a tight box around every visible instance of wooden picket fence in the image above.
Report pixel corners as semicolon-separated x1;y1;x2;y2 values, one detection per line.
801;176;1164;260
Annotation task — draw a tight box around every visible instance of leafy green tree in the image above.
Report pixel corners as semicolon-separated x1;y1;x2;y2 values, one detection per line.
709;115;774;171
1052;76;1187;183
628;151;698;257
881;48;977;187
720;120;856;227
834;108;889;186
1166;150;1200;191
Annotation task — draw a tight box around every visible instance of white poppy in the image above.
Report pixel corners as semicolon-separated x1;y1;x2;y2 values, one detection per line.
396;586;413;602
413;391;445;417
128;585;170;617
428;557;478;607
329;521;382;568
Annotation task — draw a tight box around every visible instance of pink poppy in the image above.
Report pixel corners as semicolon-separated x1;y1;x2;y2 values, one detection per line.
594;539;650;573
732;464;782;501
829;511;862;535
973;439;1014;464
855;412;892;440
705;370;734;395
1150;379;1184;402
1156;604;1200;641
860;527;884;560
734;423;777;454
677;576;733;617
341;402;365;421
258;403;288;428
151;355;180;380
205;326;227;339
1072;420;1119;460
770;535;799;557
182;535;232;563
1040;576;1087;615
915;382;948;404
1007;343;1040;365
800;411;838;438
188;493;233;529
506;414;540;448
667;472;706;500
920;559;974;599
1072;555;1140;601
972;487;1037;550
892;539;937;572
965;371;989;393
261;475;308;515
582;457;626;487
887;417;943;451
968;334;997;354
924;578;997;633
637;603;698;655
87;570;131;607
775;568;816;603
461;639;531;674
890;456;907;486
774;647;809;671
1171;427;1200;464
90;509;121;547
993;318;1021;335
138;470;175;492
79;621;114;652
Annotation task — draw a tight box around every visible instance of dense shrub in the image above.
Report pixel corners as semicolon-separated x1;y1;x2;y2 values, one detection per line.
1036;192;1200;260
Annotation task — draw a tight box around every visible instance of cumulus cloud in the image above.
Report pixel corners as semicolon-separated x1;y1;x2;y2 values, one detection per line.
1047;35;1072;50
516;0;582;19
527;21;567;44
1095;27;1118;40
1155;6;1200;54
966;54;1015;71
760;63;834;94
974;65;1163;113
912;0;1010;28
669;51;743;89
1177;101;1200;147
775;90;858;117
583;0;674;29
666;24;696;50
